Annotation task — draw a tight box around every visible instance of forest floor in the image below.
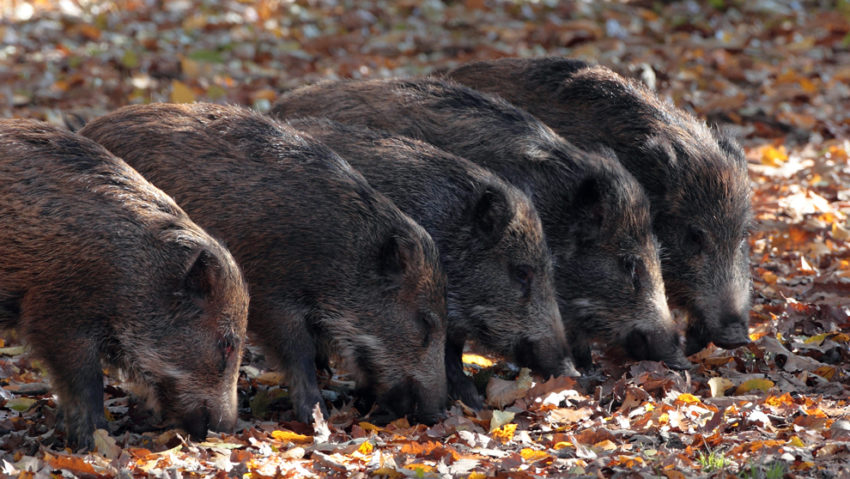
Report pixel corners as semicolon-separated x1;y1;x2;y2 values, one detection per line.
1;1;849;477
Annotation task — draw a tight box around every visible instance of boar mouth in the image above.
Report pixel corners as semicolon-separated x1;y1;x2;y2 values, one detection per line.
661;354;693;371
180;406;211;441
372;379;445;426
513;337;561;379
713;336;750;350
685;311;751;355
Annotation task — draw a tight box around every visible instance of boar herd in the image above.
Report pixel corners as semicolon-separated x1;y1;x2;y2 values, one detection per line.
0;57;752;450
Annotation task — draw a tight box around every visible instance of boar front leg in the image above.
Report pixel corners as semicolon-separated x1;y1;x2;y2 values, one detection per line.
33;334;106;451
250;303;328;424
445;335;482;409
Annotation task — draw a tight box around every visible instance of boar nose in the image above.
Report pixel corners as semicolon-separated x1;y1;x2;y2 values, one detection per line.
514;336;566;378
181;407;211;441
714;313;751;349
714;336;751;350
414;409;446;426
662;354;693;371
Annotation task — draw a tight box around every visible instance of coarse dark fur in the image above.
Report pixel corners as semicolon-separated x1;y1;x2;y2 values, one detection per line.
271;78;689;371
79;104;448;424
287;118;572;408
0;120;249;450
446;57;753;355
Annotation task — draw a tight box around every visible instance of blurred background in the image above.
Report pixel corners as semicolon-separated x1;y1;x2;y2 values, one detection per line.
1;0;848;146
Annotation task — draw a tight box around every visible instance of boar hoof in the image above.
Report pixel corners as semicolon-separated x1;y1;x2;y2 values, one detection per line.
662;356;693;371
451;379;483;410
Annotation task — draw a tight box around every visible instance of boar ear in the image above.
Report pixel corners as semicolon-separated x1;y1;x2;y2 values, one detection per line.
184;248;218;299
711;127;746;167
62;112;89;133
572;176;605;242
472;186;512;247
378;235;412;279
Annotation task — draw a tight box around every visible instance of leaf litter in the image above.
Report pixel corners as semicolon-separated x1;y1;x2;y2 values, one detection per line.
2;0;850;477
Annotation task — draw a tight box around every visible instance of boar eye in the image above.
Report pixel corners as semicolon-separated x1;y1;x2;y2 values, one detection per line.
511;264;534;297
416;311;438;347
621;256;641;291
218;337;235;372
686;226;706;252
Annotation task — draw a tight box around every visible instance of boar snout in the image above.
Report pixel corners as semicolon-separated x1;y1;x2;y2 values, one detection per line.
713;313;751;350
514;335;571;379
625;328;691;371
685;310;751;355
180;407;211;441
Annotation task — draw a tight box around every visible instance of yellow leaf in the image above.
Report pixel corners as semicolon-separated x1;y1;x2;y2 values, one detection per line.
358;421;383;432
749;331;768;341
270;430;313;444
760;145;788;166
403;463;434;472
490;423;517;444
804;407;828;418
255;371;285;386
356;441;373;455
791;461;815;471
372;468;403;478
658;413;669;424
593;439;618;451
553;441;574;450
388;417;411;429
6;397;36;412
609;455;644;467
735;378;775;394
799;78;817;94
761;271;778;284
467;473;487;479
675;393;702;405
489;410;516;432
520;448;550;462
833;333;850;343
813;365;836;381
170;80;196;104
0;345;26;356
832;222;850;241
787;436;805;447
764;393;794;407
462;353;494;368
708;377;734;398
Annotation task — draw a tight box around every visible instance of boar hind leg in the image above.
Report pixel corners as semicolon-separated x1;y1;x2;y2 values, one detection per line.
36;336;106;451
445;336;483;409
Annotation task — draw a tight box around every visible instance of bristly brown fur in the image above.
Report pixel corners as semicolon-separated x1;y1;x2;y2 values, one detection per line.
446;57;752;355
0;119;249;450
270;78;689;370
288;117;570;408
79;103;449;424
